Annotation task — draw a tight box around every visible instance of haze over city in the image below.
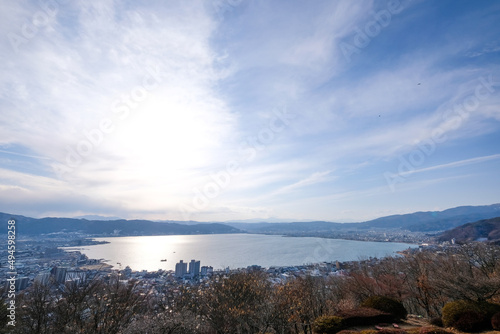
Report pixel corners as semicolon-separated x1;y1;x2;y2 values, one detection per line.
1;0;500;222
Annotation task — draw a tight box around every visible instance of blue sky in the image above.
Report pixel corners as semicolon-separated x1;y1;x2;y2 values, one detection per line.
1;0;499;222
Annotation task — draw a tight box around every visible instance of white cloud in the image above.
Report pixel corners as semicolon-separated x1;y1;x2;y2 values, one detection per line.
0;1;239;216
400;154;500;177
1;1;499;221
273;171;333;195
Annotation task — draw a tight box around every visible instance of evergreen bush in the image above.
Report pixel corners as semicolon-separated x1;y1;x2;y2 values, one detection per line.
361;296;408;320
452;310;486;332
429;317;443;327
491;311;500;330
441;300;500;331
313;315;344;334
338;307;395;327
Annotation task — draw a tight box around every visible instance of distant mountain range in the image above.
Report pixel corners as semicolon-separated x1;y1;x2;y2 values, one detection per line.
223;221;344;234
360;204;500;231
1;203;499;236
437;217;500;244
0;212;240;236
73;215;123;221
225;203;500;233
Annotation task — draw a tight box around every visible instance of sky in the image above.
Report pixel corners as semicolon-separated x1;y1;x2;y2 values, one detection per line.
1;0;500;222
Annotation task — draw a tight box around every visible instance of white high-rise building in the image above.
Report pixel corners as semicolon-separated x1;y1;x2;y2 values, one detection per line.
189;259;200;278
175;260;188;278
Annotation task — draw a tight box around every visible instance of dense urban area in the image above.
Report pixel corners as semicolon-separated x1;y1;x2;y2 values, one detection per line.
0;231;421;293
0;228;434;296
1;226;500;333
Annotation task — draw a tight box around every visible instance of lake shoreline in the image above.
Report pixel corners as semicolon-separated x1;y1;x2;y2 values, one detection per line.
61;234;417;272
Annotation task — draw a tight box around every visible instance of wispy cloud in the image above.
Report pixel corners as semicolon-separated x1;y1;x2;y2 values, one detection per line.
465;40;500;58
0;149;52;161
273;171;333;195
400;154;500;177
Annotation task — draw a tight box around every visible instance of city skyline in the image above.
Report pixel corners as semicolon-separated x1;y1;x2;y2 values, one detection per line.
1;0;500;222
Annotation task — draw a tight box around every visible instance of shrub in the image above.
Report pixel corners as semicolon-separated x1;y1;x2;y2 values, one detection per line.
338;307;395;327
452;311;486;332
429;317;443;327
441;300;500;331
491;311;500;330
361;296;407;320
313;315;344;334
481;301;500;318
442;300;473;326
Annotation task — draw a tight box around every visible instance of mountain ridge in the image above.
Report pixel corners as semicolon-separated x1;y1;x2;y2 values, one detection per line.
437;216;500;243
359;204;500;231
0;212;241;236
2;203;499;236
225;203;500;233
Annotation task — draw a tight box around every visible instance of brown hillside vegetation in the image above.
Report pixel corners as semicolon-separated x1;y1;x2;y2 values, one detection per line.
438;217;500;244
3;243;500;334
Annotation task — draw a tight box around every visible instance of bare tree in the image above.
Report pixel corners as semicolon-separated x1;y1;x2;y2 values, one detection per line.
185;271;273;334
429;243;500;302
399;252;446;317
14;280;55;334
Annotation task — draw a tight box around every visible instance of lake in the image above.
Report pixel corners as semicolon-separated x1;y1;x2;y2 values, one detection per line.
62;234;416;272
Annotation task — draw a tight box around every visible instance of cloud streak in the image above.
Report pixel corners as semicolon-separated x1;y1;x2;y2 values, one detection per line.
400;154;500;177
